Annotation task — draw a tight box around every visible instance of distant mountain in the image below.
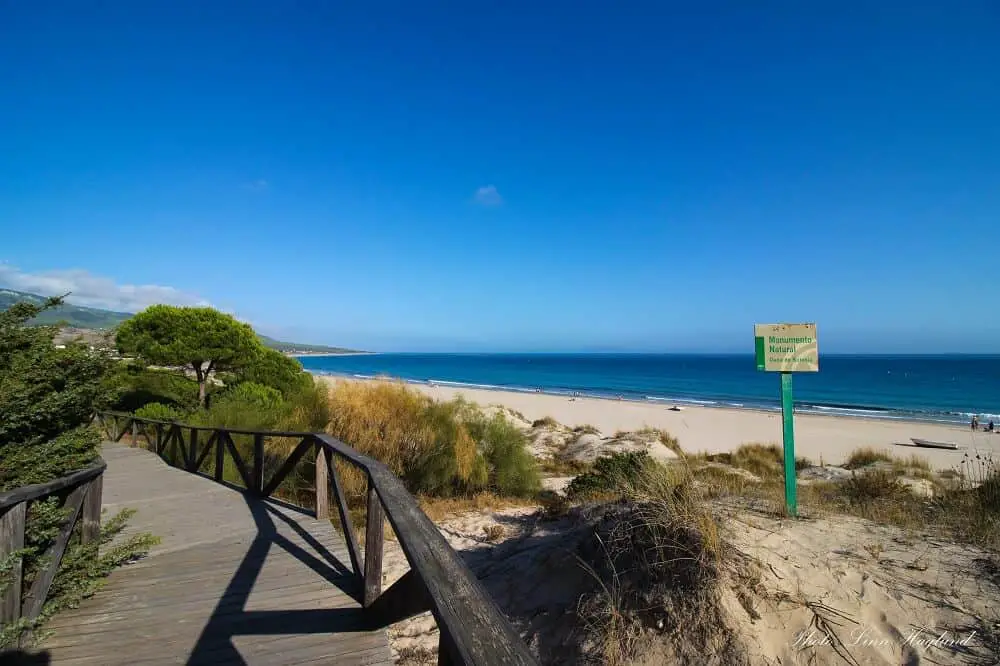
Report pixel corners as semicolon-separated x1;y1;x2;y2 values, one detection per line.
0;289;361;354
256;335;360;355
0;289;131;328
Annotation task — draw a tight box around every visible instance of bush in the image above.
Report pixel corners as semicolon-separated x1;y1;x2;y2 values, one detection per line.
567;452;656;500
188;382;289;432
234;347;312;398
0;298;112;491
109;366;201;413
326;381;539;500
134;402;184;422
468;414;541;497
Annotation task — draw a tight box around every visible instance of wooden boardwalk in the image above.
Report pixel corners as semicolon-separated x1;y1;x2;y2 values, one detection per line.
34;443;392;665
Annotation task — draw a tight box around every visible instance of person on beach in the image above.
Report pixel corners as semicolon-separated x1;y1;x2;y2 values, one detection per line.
971;415;979;431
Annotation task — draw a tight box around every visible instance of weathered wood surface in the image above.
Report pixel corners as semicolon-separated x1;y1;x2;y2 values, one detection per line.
31;443;391;665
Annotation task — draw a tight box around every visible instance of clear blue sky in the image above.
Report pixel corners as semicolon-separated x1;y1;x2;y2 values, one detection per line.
1;3;997;353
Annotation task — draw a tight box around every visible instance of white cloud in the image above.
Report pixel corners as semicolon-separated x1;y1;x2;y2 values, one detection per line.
0;265;210;313
473;185;503;206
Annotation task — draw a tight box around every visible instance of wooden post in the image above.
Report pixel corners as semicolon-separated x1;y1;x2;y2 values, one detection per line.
0;502;26;626
81;475;103;544
155;423;163;454
130;420;138;447
363;481;384;608
315;446;330;520
215;432;225;482
252;434;265;495
438;628;457;666
189;428;199;471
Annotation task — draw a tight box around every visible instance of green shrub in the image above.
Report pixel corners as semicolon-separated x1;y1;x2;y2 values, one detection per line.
110;366;201;412
188;382;289;432
234;347;312;397
567;451;655;500
1;302;111;457
469;414;541;497
134;402;184;422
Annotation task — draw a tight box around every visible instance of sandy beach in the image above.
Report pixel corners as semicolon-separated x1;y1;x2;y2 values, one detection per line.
317;375;1000;469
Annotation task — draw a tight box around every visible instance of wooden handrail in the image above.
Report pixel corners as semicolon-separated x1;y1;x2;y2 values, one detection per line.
93;411;538;666
0;459;106;645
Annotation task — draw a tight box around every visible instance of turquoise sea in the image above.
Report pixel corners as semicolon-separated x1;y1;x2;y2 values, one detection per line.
297;354;1000;426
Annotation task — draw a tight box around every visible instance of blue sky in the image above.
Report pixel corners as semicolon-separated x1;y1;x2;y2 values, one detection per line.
1;2;998;353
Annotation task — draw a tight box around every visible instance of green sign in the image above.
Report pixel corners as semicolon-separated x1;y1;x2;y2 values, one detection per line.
754;323;820;517
754;323;818;372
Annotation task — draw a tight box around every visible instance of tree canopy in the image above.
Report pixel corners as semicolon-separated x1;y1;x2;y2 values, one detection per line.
234;346;312;398
0;297;111;490
116;306;261;406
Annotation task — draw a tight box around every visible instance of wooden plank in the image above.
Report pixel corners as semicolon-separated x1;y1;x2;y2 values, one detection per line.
81;475;103;544
224;432;253;489
0;502;26;625
22;483;88;621
29;440;393;666
194;430;217;472
363;482;384;608
315;444;330;521
328;451;363;579
252;433;265;494
187;428;199;470
439;627;457;666
214;431;225;481
0;461;106;510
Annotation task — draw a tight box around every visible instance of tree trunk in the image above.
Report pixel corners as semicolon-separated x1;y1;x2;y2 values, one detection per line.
193;362;207;408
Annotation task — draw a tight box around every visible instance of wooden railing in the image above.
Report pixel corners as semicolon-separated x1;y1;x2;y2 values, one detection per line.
94;411;538;666
0;458;106;646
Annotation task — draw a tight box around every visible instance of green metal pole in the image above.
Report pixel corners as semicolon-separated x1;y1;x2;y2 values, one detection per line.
780;372;797;516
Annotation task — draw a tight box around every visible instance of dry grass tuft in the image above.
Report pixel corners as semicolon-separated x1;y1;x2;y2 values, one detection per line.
531;416;560;429
698;442;809;479
573;463;757;665
573;424;601;435
844;447;894;469
634;427;684;456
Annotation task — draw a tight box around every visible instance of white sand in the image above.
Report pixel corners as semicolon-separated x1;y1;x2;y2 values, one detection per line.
317;376;1000;469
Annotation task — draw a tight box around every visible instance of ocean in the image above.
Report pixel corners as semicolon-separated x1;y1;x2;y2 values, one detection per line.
296;353;1000;426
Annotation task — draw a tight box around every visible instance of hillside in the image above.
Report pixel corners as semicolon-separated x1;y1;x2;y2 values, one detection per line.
0;288;130;328
0;289;361;354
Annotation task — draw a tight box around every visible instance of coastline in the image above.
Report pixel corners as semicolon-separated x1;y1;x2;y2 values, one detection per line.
288;351;373;358
314;373;1000;468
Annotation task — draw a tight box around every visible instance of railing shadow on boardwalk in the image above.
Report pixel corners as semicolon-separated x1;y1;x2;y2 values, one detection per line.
94;411;539;666
185;493;369;665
